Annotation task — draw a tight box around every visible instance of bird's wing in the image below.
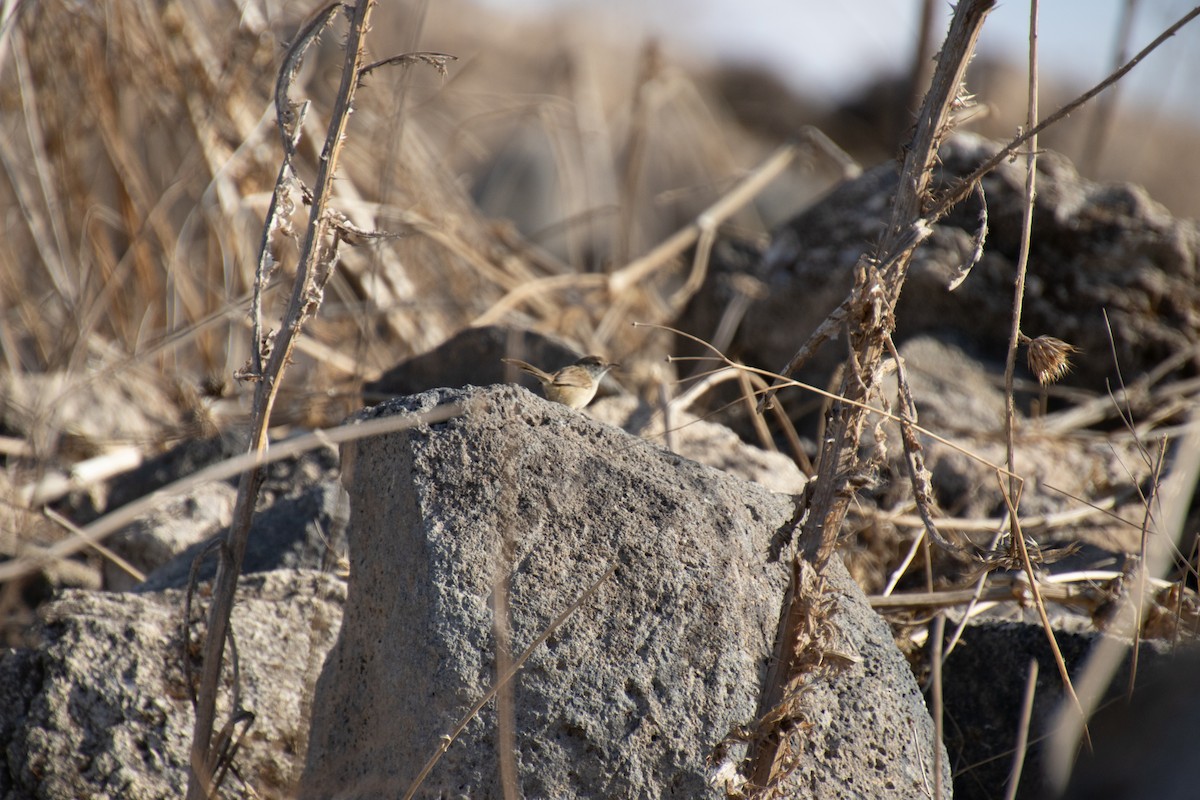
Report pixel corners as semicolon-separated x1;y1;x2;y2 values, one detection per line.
552;368;592;389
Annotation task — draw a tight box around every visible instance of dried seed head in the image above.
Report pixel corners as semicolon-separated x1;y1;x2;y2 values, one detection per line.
1026;335;1079;384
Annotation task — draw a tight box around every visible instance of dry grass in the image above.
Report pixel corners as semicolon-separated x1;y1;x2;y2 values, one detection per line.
0;0;830;635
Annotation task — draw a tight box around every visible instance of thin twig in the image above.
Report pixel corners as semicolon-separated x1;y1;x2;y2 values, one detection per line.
885;334;967;557
1001;0;1039;562
737;367;776;452
188;3;378;791
359;51;456;81
1128;437;1167;700
929;613;946;800
882;527;927;597
996;473;1092;754
857;493;1124;534
606;139;787;294
401;560;619;800
1002;659;1039;800
870;571;1112;610
995;4;1095;754
41;507;145;583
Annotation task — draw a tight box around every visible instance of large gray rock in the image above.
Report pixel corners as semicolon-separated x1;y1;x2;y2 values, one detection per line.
300;384;948;798
686;132;1200;400
0;571;344;800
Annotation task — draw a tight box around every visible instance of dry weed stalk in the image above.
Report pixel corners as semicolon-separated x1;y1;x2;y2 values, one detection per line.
926;4;1200;224
1037;312;1198;786
796;0;994;567
759;3;1200;417
884;334;964;557
743;1;996;792
990;1;1091;757
1003;658;1039;800
710;560;844;798
182;2;454;795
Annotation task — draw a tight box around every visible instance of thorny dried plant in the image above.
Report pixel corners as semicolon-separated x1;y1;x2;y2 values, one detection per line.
709;560;850;799
1023;333;1080;385
182;3;467;797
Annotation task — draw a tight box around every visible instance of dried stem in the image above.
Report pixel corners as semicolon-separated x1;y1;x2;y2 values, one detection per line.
997;0;1091;755
745;3;997;791
1002;659;1039;800
186;3;377;796
996;471;1091;754
1002;0;1039;561
930;613;945;800
885;334;967;557
1128;437;1168;700
796;0;994;568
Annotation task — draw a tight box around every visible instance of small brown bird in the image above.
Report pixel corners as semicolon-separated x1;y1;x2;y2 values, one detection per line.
501;355;618;409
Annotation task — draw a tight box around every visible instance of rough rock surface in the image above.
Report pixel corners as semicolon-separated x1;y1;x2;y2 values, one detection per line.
105;441;344;592
104;482;236;591
134;479;348;593
687;132;1200;399
0;571;345;800
300;384;948;798
942;621;1177;800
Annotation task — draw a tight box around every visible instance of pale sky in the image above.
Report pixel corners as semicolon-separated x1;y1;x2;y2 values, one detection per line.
481;1;1200;120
